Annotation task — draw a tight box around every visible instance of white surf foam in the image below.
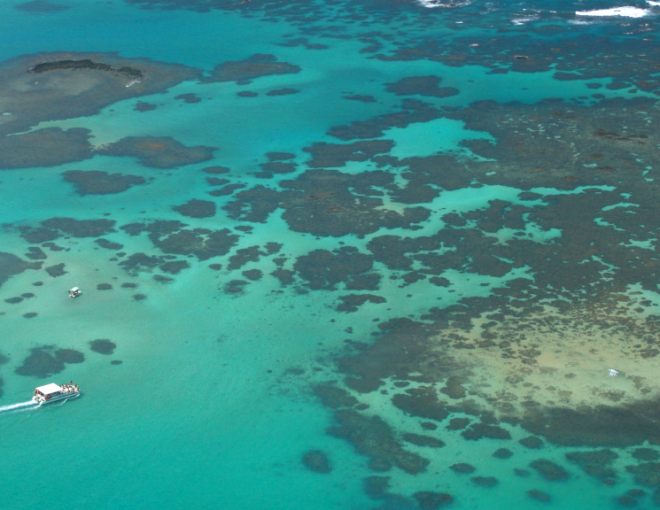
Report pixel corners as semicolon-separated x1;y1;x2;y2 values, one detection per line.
416;0;471;9
576;6;650;18
512;15;539;25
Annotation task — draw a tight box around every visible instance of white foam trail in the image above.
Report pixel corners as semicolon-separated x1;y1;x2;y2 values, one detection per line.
576;6;650;18
647;0;660;6
416;0;471;9
0;401;39;413
512;15;539;25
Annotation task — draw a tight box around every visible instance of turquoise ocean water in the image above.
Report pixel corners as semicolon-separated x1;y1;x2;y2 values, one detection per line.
2;0;660;508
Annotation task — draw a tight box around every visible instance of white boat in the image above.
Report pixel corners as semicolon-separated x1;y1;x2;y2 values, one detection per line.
69;287;82;298
32;383;80;405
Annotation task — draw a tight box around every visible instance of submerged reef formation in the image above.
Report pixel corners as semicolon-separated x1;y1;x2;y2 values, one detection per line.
202;54;301;84
0;52;201;169
62;170;146;195
98;136;216;169
6;6;660;506
15;346;84;378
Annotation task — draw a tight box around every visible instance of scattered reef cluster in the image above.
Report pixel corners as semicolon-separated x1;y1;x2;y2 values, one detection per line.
2;1;660;506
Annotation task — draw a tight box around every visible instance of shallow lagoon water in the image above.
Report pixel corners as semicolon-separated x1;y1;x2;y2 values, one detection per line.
3;0;660;509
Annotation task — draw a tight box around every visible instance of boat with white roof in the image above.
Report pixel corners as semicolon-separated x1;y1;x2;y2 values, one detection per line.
32;382;80;405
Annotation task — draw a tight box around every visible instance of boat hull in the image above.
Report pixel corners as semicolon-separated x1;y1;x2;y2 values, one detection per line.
33;392;80;405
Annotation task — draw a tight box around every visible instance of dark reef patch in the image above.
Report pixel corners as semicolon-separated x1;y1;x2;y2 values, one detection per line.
625;462;660;491
203;54;301;83
301;450;331;474
0;51;201;169
95;239;124;250
89;339;117;355
530;459;569;481
5;297;23;304
327;409;429;474
41;217;116;238
56;349;84;364
121;220;239;261
23;312;37;319
62;170;146;195
237;91;258;98
98;136;216;169
208;184;246;196
118;252;189;276
461;423;511;441
519;436;544;449
401;433;444;448
565;450;618;479
96;283;112;291
15;346;84;378
517;399;660;447
0;253;41;288
160;260;189;274
175;93;201;103
392;387;449;422
134;101;157;112
294;248;373;290
25;247;47;260
223;169;429;236
413;491;452;509
527;490;551;503
19;227;60;243
493;448;513;459
242;268;263;280
471;476;498;488
326;99;442;141
343;94;376;103
364;476;390;500
314;384;359;409
259;161;297;175
223;279;249;294
633;448;660;461
173;199;216;218
202;166;230;174
15;0;71;12
440;375;466;399
304;140;393;168
337;294;386;313
30;59;141;77
450;463;475;474
266;88;300;96
45;263;67;277
0;128;93;169
385;76;459;98
447;417;470;430
206;178;229;187
227;244;281;270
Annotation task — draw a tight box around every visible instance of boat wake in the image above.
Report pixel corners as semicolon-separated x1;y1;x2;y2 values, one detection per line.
0;401;39;413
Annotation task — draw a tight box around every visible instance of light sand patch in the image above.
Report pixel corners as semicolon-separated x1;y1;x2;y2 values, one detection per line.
429;294;660;416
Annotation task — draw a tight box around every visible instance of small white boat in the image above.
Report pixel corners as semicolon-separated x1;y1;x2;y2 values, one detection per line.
69;287;82;298
32;383;80;405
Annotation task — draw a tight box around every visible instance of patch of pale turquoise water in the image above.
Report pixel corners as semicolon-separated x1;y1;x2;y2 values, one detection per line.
383;118;495;160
